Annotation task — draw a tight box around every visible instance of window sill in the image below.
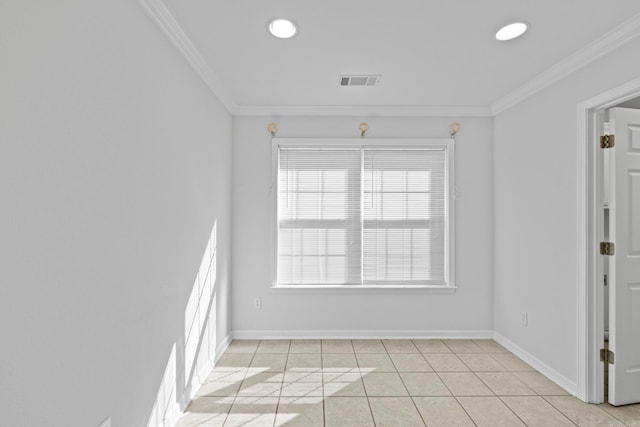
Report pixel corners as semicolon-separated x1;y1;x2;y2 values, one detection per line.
270;285;457;294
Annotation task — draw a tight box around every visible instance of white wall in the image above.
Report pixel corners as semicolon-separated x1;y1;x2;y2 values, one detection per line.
232;116;494;335
0;1;232;426
493;37;640;388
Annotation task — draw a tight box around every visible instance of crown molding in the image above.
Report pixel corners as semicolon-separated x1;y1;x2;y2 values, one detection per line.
492;12;640;115
141;0;640;119
234;105;493;117
139;0;237;113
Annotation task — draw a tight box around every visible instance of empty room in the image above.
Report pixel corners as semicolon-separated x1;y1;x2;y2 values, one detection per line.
3;1;640;426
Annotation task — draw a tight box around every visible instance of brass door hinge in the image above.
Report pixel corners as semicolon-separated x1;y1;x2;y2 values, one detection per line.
600;348;615;365
600;242;615;256
600;134;615;149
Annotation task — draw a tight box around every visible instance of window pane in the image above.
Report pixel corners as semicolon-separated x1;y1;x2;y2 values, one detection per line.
363;149;446;284
278;149;361;285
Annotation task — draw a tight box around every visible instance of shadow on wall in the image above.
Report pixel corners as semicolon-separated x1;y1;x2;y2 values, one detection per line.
146;221;221;427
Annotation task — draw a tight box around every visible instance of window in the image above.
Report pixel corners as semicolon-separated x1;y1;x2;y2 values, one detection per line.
271;138;454;289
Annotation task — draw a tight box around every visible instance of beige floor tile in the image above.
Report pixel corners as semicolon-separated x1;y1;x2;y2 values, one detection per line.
274;400;324;427
424;354;470;372
256;339;290;354
477;372;536;396
322;339;354;353
205;368;247;383
600;403;640;426
413;397;475;427
473;339;510;353
324;374;366;397
512;372;569;396
390;353;433;372
278;395;323;405
369;397;426;426
175;411;227;427
225;402;277;427
443;339;484;353
180;337;601;427
356;353;396;372
458;396;525;426
362;372;408;396
289;339;321;353
249;353;287;372
438;373;494;396
243;370;284;382
195;380;241;397
236;383;281;398
324;397;375;427
458;353;507;372
323;368;361;383
283;370;323;383
187;396;235;411
322;353;358;370
234;396;280;405
280;381;323;397
501;396;574;426
352;339;386;353
544;396;625;426
412;339;452;354
382;339;419;353
286;353;322;370
215;353;253;368
208;365;248;373
177;397;231;427
238;373;283;397
226;340;260;354
199;396;236;405
490;353;535;371
323;370;362;382
400;372;451;396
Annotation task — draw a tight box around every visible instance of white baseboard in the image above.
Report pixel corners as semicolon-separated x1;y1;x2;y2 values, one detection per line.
178;332;233;410
232;329;494;340
215;332;233;363
493;331;577;396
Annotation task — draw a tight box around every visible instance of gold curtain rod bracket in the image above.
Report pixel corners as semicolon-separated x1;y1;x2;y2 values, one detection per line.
359;122;369;137
267;121;278;137
450;122;461;137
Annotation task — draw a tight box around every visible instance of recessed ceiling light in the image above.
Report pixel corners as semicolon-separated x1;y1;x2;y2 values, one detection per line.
495;22;528;41
268;18;298;39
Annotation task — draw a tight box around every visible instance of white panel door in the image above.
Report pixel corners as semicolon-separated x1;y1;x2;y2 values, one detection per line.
609;107;640;406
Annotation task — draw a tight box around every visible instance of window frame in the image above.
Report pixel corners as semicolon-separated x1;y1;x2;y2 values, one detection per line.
270;138;456;292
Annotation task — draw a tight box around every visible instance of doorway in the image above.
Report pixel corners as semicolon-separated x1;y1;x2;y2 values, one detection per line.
577;78;640;405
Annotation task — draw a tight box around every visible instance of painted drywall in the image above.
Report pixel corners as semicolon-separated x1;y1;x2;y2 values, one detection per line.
617;95;640;109
493;37;640;386
0;1;232;426
231;116;494;334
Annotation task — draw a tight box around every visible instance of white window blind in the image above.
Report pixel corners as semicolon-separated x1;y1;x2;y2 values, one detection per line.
363;149;445;285
275;141;452;288
278;149;361;285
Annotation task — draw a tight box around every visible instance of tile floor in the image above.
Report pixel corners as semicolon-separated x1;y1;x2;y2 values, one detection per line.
177;339;640;426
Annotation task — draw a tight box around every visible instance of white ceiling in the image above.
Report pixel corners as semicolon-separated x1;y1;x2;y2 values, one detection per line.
163;0;640;109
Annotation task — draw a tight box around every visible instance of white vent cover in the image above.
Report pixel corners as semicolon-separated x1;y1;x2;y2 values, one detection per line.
339;75;381;86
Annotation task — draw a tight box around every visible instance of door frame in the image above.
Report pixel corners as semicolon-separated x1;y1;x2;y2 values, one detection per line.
577;76;640;403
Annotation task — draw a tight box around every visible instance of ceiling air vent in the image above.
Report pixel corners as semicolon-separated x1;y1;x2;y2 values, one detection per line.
339;75;381;87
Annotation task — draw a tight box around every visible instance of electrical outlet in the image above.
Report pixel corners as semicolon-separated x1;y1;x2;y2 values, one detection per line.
98;417;111;427
521;312;528;326
254;298;262;309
